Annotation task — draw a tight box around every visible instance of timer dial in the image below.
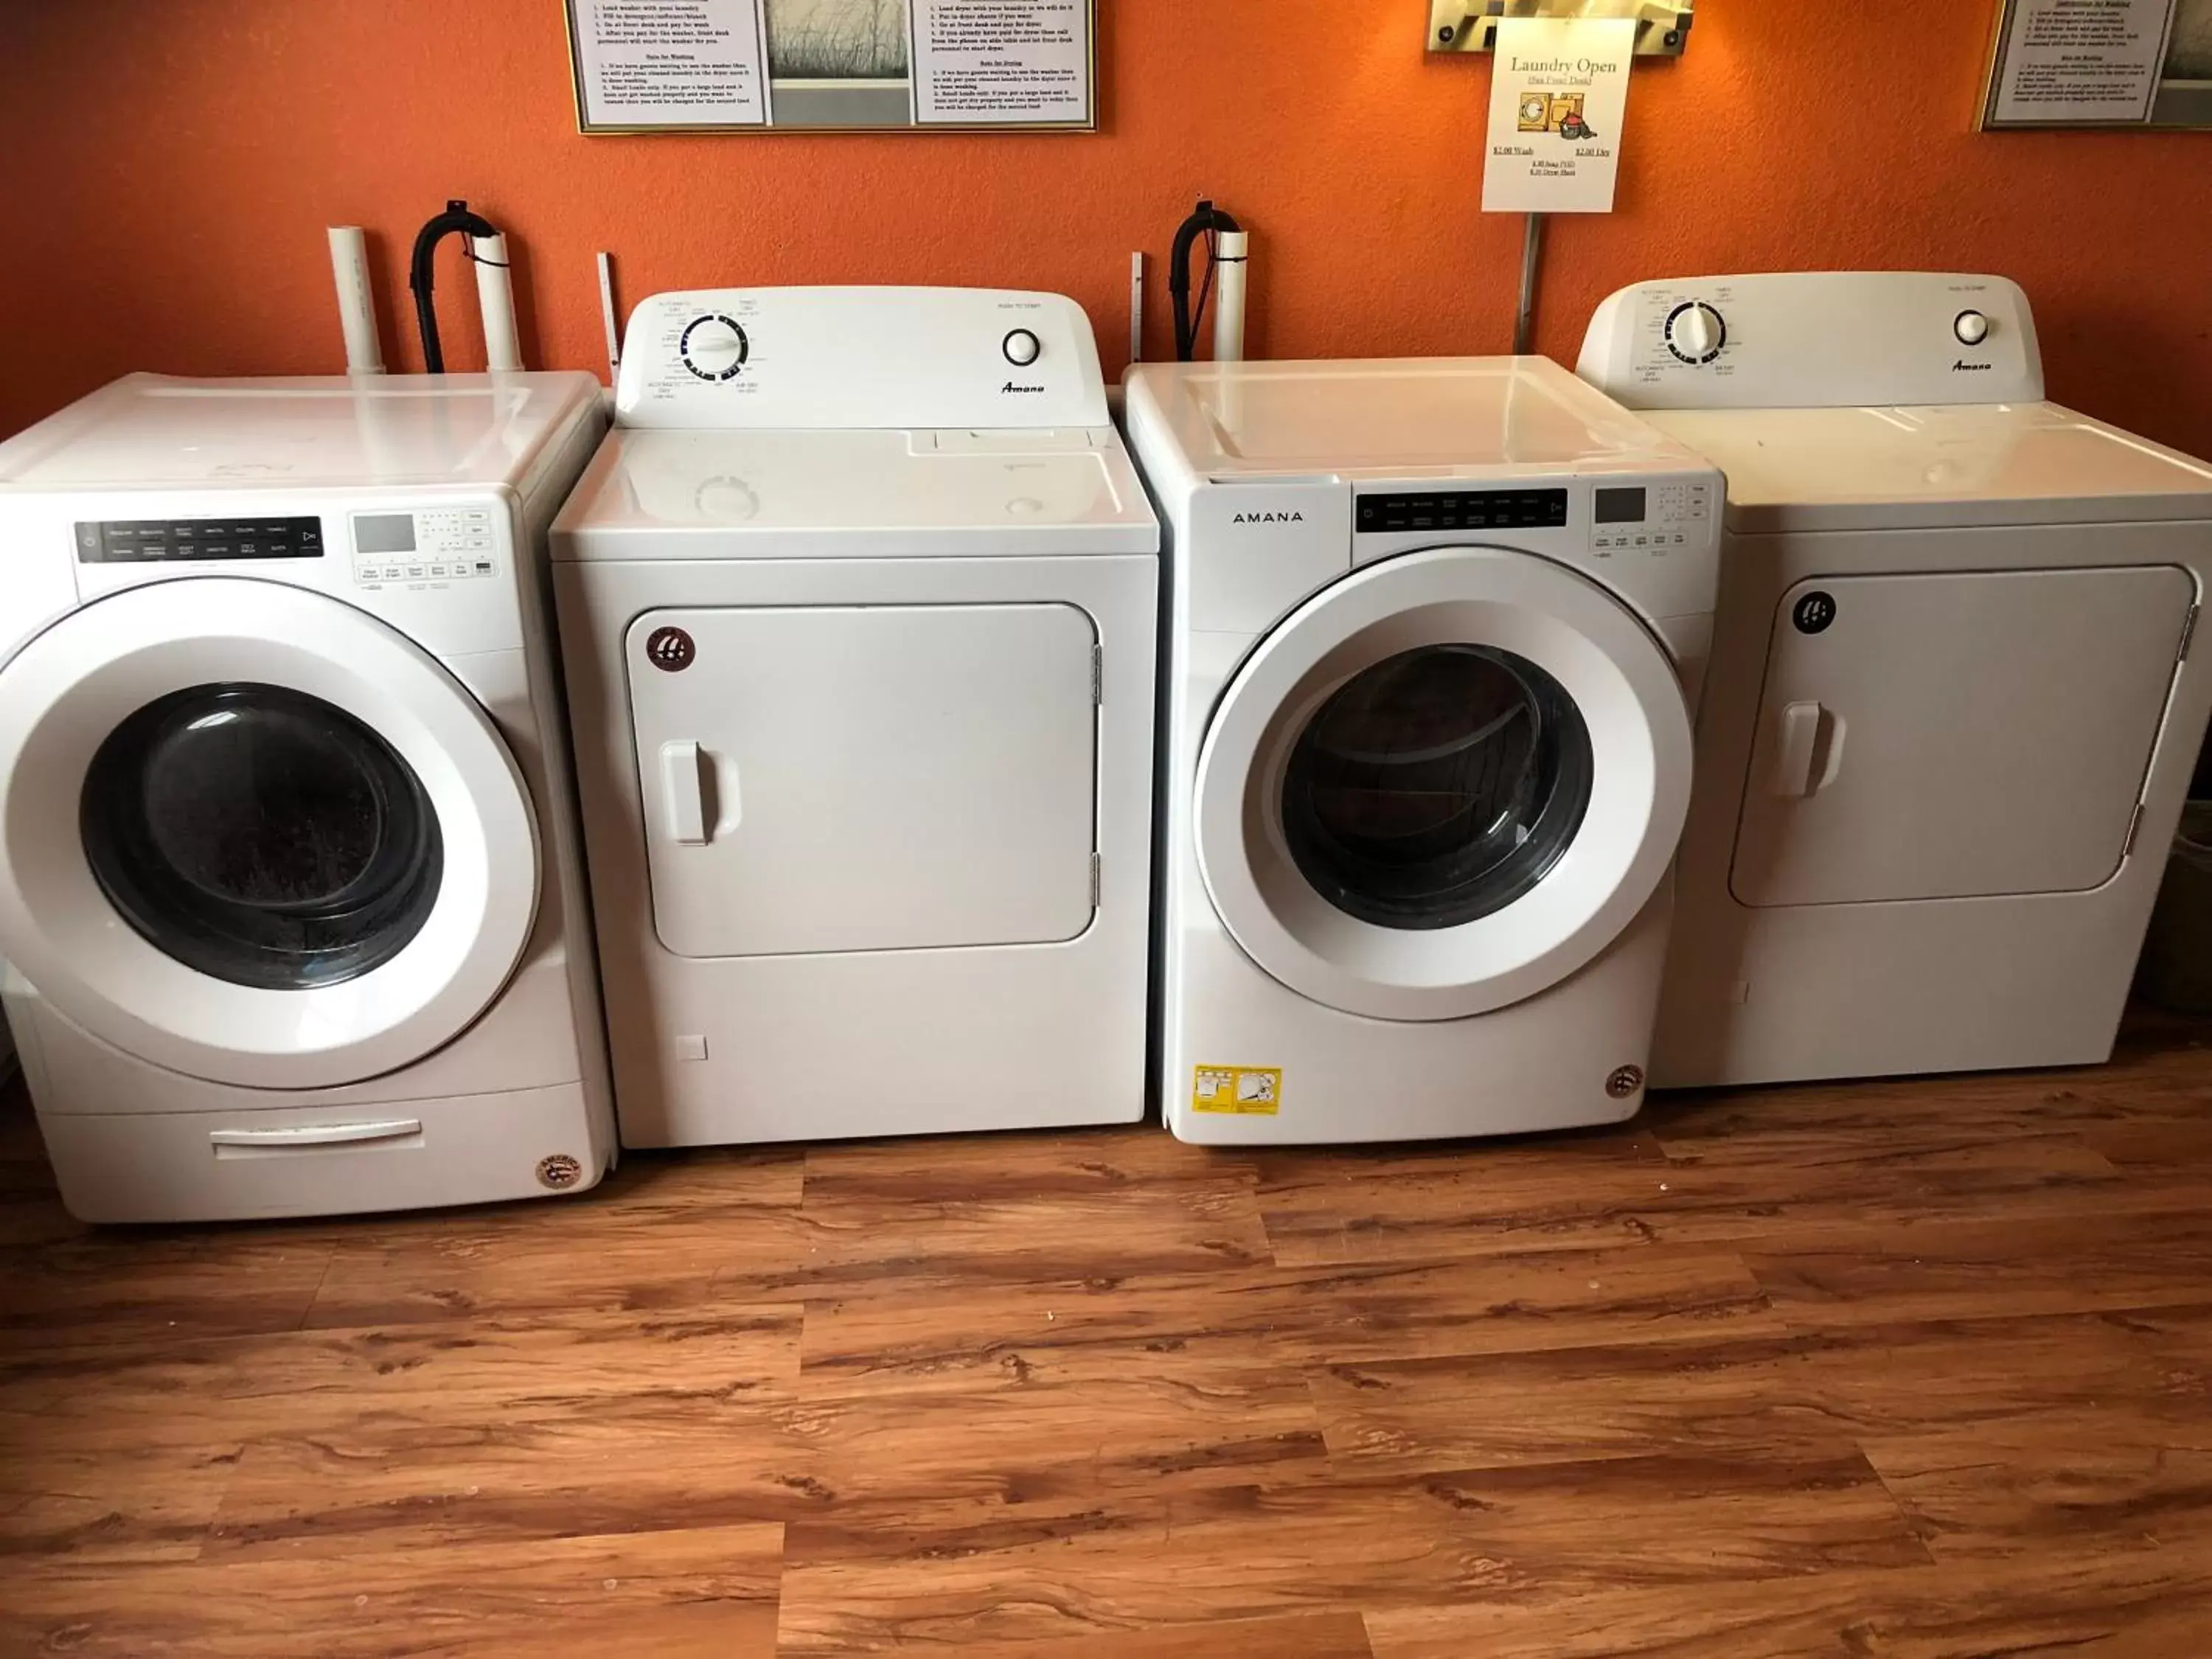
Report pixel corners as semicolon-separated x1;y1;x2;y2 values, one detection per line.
680;314;750;382
1664;301;1727;365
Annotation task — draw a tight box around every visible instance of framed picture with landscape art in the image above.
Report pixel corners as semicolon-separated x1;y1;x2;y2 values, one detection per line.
566;0;1097;133
1983;0;2212;128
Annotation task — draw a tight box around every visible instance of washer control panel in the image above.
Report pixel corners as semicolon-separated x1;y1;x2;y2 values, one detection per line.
1588;479;1713;552
1346;471;1719;625
74;515;324;563
615;287;1111;431
1577;271;2045;410
1356;487;1568;535
349;507;499;588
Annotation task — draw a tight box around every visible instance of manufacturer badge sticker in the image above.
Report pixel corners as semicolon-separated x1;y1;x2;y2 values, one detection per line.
1792;591;1837;636
646;626;696;671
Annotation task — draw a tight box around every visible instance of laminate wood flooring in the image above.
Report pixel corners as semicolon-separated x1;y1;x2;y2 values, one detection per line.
4;1015;2212;1655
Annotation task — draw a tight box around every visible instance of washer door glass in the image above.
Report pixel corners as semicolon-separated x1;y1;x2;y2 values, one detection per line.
80;683;444;990
1282;644;1593;931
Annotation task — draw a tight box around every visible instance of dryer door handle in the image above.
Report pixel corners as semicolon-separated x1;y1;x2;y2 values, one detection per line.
1772;700;1843;798
661;740;711;844
658;740;742;844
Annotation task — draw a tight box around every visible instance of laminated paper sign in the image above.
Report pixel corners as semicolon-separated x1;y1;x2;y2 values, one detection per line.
1481;17;1635;214
1989;0;2177;125
568;0;1095;131
572;0;773;128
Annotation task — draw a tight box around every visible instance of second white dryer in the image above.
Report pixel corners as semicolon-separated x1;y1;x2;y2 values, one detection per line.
554;287;1159;1147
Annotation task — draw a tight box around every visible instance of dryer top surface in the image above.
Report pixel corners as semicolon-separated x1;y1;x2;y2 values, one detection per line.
553;424;1158;559
1644;401;2212;533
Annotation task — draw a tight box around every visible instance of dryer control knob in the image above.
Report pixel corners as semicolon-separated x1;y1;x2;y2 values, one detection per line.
1954;310;1992;347
680;314;750;382
1664;302;1726;365
1002;328;1043;367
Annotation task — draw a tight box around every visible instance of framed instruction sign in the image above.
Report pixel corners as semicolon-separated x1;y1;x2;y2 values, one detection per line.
1981;0;2212;128
565;0;1097;133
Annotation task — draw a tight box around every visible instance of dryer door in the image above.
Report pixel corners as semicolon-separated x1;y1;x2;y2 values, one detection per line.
0;579;539;1090
1197;546;1692;1022
1731;565;2197;907
627;602;1099;958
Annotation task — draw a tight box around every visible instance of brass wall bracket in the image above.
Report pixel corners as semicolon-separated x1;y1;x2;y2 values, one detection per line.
1428;1;1694;58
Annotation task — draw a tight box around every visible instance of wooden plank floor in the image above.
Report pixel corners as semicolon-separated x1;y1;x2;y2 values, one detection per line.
5;1015;2212;1655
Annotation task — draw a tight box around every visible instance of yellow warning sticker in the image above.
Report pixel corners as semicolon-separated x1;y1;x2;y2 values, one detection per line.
1192;1065;1282;1116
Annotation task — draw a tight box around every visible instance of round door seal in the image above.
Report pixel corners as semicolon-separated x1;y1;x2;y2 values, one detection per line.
646;627;696;672
1792;592;1838;636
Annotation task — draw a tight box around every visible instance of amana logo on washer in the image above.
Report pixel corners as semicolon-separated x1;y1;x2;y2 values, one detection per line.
1232;510;1305;524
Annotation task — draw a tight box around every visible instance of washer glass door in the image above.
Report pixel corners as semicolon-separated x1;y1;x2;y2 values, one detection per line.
1282;643;1593;933
80;682;445;991
0;577;540;1090
1196;545;1692;1022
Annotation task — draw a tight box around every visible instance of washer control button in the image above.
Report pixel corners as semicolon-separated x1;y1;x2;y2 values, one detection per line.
1954;310;1991;347
1002;328;1042;367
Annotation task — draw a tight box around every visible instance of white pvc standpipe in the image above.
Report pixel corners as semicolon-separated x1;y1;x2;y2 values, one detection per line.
1129;251;1146;364
597;251;622;381
1211;230;1249;363
327;226;383;374
470;232;523;372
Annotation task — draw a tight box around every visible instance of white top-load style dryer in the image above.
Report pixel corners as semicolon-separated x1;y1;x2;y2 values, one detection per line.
554;288;1159;1147
0;373;616;1221
1126;356;1720;1144
1580;271;2212;1087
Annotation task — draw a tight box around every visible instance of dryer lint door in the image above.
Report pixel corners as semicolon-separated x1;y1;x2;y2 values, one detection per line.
627;602;1099;957
1731;565;2197;908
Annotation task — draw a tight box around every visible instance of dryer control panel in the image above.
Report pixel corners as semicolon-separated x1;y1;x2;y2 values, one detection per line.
1576;271;2046;411
615;287;1112;431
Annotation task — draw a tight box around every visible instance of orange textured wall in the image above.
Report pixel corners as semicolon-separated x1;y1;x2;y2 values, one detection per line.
3;1;2210;453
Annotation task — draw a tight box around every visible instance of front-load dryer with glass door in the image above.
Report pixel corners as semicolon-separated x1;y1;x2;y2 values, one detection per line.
1579;271;2212;1087
0;372;615;1221
553;288;1158;1147
1125;356;1719;1144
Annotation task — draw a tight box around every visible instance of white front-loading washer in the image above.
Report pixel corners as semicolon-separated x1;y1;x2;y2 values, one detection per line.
553;288;1159;1147
0;372;616;1221
1125;356;1720;1144
1579;271;2212;1086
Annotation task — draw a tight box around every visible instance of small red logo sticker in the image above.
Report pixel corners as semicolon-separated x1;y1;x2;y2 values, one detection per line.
647;627;695;672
